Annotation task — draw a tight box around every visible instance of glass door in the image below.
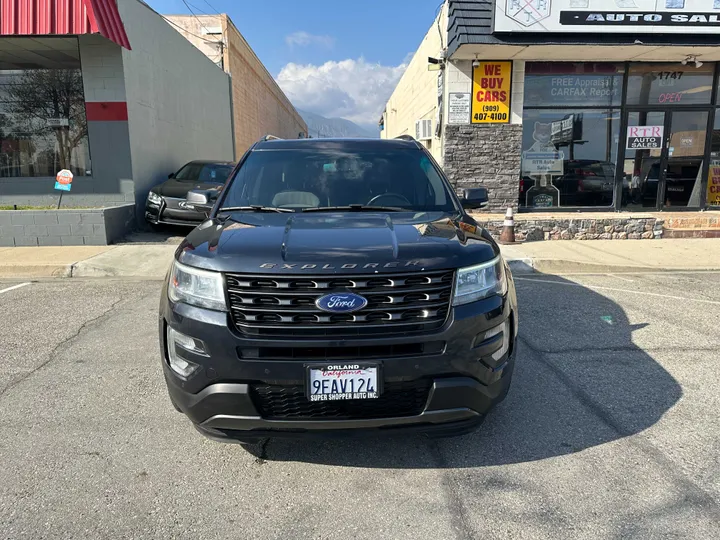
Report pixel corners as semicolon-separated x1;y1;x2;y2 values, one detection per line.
621;111;666;210
621;109;710;210
662;110;709;208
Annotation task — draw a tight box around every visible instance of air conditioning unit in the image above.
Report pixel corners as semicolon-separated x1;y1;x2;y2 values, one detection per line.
415;119;433;141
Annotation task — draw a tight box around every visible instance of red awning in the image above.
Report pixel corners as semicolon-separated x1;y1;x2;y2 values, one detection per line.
0;0;131;49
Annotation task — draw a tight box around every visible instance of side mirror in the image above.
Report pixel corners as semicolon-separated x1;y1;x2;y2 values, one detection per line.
460;187;489;210
186;189;216;213
168;172;175;179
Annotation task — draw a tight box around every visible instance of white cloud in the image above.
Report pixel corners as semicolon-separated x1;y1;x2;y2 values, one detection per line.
276;58;408;125
285;31;335;49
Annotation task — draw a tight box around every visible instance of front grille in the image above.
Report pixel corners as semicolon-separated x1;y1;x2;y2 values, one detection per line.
226;269;454;338
238;341;446;361
250;380;433;420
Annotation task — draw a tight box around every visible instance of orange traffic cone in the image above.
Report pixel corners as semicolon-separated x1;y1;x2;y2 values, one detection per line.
499;207;515;244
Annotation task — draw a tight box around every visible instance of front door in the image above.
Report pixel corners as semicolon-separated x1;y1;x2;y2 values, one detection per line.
621;110;709;210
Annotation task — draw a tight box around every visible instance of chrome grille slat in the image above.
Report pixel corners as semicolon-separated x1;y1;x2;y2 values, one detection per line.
226;269;454;338
229;300;449;313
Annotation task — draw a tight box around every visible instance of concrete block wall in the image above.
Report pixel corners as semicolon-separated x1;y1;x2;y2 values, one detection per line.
79;35;127;102
0;205;135;247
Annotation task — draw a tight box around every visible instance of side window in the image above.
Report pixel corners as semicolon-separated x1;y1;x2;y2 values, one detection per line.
420;157;448;206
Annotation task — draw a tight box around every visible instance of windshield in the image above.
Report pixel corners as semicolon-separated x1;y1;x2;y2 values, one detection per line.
219;148;456;212
175;163;234;183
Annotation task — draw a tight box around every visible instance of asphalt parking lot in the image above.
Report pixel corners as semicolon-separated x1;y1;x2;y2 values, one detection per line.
1;273;719;539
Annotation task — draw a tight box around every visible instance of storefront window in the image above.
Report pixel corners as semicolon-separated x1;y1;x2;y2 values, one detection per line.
626;63;714;106
0;37;90;178
520;108;621;208
707;112;720;207
524;63;624;108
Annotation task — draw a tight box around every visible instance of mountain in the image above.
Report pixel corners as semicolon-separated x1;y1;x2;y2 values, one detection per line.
298;109;379;139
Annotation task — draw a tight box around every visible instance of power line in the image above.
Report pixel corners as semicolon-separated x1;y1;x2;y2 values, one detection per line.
182;0;213;33
161;14;219;45
202;0;221;14
184;0;214;17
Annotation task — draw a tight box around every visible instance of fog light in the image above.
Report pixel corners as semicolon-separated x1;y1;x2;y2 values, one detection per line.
166;326;206;378
487;320;511;362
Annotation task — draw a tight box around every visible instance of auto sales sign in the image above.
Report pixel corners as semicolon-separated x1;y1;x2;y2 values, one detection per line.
495;0;720;33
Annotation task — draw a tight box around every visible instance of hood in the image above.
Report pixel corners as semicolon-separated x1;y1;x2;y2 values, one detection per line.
154;178;223;199
177;212;499;274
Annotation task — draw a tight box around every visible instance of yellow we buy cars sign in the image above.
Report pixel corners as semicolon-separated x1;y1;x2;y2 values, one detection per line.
472;61;512;124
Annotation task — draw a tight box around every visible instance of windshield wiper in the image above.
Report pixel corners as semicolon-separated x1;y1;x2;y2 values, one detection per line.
218;206;294;213
302;204;406;213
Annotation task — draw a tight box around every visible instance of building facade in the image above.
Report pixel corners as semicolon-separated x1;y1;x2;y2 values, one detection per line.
383;0;720;213
0;0;234;221
380;4;448;164
164;14;307;157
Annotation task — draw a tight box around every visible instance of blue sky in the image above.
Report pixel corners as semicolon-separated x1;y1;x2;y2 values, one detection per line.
145;0;443;127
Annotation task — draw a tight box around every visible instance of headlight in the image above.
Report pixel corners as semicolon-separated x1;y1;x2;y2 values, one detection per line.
147;191;162;205
168;261;227;311
453;256;507;306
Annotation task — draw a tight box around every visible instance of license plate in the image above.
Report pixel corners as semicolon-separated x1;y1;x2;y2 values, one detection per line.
306;363;380;401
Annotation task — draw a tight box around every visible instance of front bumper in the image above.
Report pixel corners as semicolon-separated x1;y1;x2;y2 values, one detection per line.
145;199;205;226
160;286;517;440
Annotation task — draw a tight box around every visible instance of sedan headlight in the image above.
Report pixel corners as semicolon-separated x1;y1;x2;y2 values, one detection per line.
147;191;162;205
168;261;227;311
453;256;507;306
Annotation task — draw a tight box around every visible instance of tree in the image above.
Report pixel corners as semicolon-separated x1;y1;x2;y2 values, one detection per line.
5;69;87;172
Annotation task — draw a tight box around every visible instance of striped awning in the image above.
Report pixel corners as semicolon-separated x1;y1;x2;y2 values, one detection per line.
0;0;131;49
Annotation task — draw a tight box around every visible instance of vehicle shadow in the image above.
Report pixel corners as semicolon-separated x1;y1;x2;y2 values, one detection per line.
261;272;682;468
119;224;186;245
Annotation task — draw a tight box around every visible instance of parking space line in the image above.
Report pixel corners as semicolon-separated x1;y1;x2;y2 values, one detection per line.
515;277;720;306
607;274;635;282
0;283;31;295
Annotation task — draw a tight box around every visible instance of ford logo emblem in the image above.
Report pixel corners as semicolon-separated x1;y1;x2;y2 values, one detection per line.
315;293;368;313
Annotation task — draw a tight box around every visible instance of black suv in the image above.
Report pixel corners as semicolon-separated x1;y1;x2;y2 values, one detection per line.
159;137;518;447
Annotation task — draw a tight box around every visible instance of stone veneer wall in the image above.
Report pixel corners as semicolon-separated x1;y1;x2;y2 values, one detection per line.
443;124;523;212
471;215;664;241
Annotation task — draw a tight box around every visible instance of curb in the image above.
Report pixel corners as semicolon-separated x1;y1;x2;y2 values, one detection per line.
506;257;720;275
0;264;73;278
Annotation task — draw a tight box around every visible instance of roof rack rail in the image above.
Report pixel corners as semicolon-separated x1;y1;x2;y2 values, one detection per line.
394;135;415;141
261;134;282;141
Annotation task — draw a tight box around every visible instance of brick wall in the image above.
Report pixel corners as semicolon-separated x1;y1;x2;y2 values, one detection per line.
0;205;135;247
164;14;307;157
443;124;523;212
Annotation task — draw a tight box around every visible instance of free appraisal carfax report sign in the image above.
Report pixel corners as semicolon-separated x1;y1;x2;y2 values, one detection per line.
495;0;720;33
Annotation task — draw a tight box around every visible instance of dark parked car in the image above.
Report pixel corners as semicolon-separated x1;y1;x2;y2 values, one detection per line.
145;160;235;226
160;137;518;450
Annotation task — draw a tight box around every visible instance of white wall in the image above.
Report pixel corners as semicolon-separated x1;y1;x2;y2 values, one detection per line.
117;0;234;209
445;59;525;125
